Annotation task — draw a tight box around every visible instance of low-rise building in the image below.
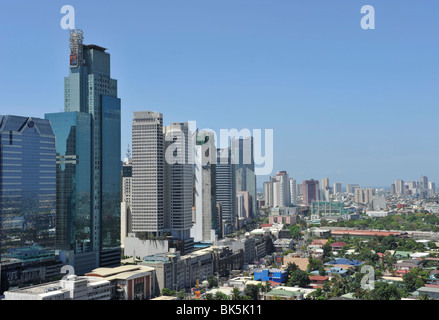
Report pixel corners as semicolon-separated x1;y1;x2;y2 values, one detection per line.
264;289;303;300
85;265;156;300
253;269;288;283
414;286;439;299
330;242;347;251
273;239;294;252
283;255;309;271
3;275;111;300
309;275;328;287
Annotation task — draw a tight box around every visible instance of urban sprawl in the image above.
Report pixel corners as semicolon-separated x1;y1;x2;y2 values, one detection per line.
1;30;439;301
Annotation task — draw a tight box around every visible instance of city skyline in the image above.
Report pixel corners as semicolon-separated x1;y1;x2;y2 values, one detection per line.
1;1;438;188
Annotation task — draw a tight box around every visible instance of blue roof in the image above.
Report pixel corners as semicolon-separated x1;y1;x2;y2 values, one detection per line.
325;258;363;266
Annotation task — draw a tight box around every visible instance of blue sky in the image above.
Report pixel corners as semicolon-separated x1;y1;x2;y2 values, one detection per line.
0;0;438;189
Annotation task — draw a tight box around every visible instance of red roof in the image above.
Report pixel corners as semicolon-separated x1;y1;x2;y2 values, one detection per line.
312;239;328;246
309;275;328;281
268;280;280;287
260;224;273;228
331;230;401;237
331;241;347;247
426;284;439;288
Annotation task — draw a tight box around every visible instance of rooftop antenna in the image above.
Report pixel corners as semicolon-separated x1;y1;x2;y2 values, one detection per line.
69;29;84;67
126;144;131;160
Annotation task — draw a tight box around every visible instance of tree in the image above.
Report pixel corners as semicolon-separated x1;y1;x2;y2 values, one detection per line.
323;242;332;259
289;225;301;239
161;288;175;296
244;284;260;300
230;286;242;300
214;291;229;300
370;282;401;300
177;289;185;300
287;269;310;288
403;269;427;292
287;262;299;273
205;293;214;300
307;255;324;273
207;274;218;288
428;241;437;249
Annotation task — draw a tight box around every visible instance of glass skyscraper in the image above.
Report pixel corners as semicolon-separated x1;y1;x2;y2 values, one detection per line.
44;112;92;254
45;29;121;273
231;137;257;218
216;147;236;234
0;115;56;261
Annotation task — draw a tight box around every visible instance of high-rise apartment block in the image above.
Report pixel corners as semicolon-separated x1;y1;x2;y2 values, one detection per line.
303;180;320;206
289;178;297;206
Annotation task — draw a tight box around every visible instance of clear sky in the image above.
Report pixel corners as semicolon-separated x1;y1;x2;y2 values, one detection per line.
0;0;438;189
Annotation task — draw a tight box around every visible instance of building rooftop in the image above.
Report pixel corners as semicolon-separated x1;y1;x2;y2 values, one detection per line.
86;265;154;278
83;44;107;52
266;289;302;297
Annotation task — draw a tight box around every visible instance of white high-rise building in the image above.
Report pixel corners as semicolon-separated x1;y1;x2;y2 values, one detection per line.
264;181;272;206
289;178;297;206
131;111;164;236
191;130;218;242
267;171;290;208
395;179;404;195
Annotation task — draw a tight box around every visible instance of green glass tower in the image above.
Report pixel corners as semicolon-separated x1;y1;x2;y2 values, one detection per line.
45;29;121;274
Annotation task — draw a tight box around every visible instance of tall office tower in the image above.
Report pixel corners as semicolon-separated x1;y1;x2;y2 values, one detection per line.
303;180;320;206
45;112;95;273
333;182;342;195
191;130;218;242
216;148;236;234
132;111;164;237
395;179;404;195
322;178;330;192
406;181;417;191
48;29;122;271
263;181;272;206
296;184;303;196
163;122;193;241
346;184;360;194
420;176;428;189
236;191;252;221
289;178;297;206
429;182;436;193
231;137;257;219
0;116;56;262
121;157;132;250
390;184;396;195
390;183;396;194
